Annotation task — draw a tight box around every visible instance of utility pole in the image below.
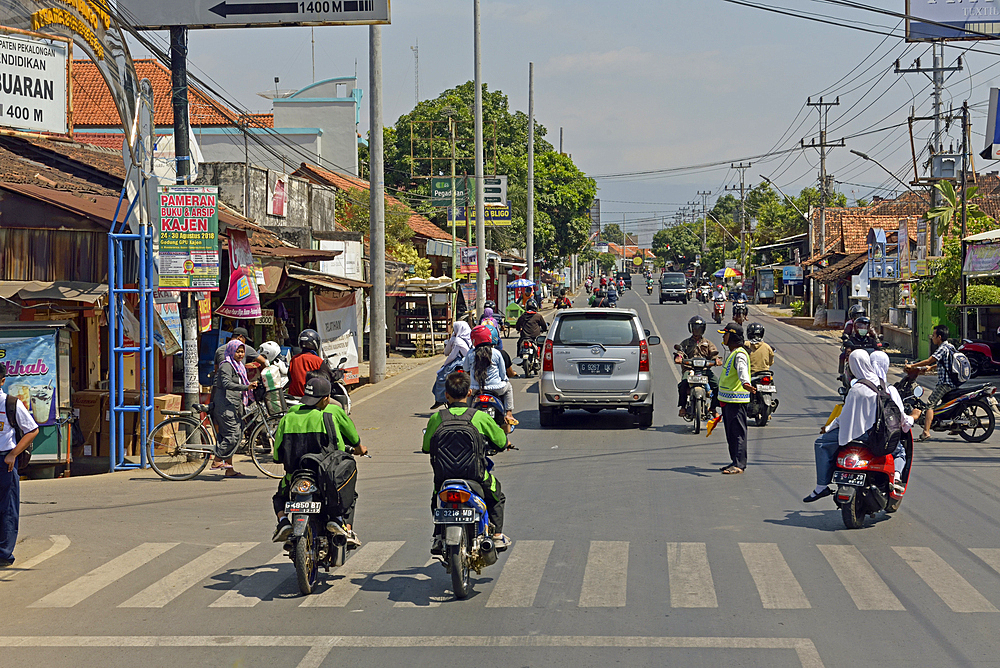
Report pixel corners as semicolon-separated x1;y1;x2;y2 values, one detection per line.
895;47;962;255
449;117;458;314
725;163;751;273
369;25;386;383
559;127;563;154
410;39;419;107
802;98;844;260
311;27;316;82
473;0;486;315
698;190;711;253
526;62;534;283
961;100;969;339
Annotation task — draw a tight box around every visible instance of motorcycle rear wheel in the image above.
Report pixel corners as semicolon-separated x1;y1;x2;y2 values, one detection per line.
692;398;702;434
756;406;769;427
959;400;995;442
295;523;319;595
841;494;865;529
449;531;472;599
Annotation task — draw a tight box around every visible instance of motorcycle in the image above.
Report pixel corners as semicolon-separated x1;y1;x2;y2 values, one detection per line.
518;338;540;378
646;283;654;295
958;337;1000;378
837;338;884;396
698;287;711;303
747;370;778;427
472;390;516;435
284;458;355;594
675;346;714;434
712;299;726;324
326;355;353;414
895;368;997;442
833;432;913;529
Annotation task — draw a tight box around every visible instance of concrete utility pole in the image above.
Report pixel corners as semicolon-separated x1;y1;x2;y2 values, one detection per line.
895;47;962;255
473;0;487;315
698;190;711;253
725;163;751;273
411;39;419;107
526;62;535;283
369;25;386;383
802;98;844;260
450;117;458;313
170;26;198;412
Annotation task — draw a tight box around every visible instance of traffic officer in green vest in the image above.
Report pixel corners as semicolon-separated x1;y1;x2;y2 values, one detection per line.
716;322;755;474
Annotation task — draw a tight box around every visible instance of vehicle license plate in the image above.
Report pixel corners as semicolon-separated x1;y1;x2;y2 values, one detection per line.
833;471;866;487
579;362;615;375
285;501;321;513
434;508;477;523
690;375;707;384
757;385;777;393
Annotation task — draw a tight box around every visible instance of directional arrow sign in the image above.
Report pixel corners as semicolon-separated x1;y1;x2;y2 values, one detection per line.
118;0;389;30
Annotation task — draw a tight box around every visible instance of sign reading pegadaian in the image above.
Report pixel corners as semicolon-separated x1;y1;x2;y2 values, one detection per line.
116;0;390;30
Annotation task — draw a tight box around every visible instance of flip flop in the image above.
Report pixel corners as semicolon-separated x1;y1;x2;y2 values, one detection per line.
210;463;233;470
917;432;931;442
721;466;744;475
223;471;246;478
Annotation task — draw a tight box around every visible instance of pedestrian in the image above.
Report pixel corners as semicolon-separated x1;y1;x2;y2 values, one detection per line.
716;322;753;474
0;364;40;567
431;318;472;409
214;326;266;370
211;339;258;477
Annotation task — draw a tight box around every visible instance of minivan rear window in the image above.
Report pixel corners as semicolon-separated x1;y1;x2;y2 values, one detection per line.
660;275;685;287
554;313;639;346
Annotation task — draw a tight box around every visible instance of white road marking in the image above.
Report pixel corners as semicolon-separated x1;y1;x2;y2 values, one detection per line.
893;546;998;613
639;298;681;383
817;545;904;611
118;542;258;608
666;542;718;608
299;541;405;607
579;541;629;607
209;553;291;608
739;543;811;609
485;540;553;607
970;548;1000;576
0;634;824;667
0;535;71;580
30;543;178;608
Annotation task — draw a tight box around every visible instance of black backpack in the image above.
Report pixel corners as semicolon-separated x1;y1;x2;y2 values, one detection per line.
855;379;903;457
5;395;32;472
428;408;485;488
298;411;357;517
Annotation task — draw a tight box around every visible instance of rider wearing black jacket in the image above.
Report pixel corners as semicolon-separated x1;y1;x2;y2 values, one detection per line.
676;316;722;418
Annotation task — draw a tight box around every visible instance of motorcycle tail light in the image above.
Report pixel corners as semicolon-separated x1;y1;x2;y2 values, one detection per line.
761;376;772;385
476;395;493;404
837;450;870;469
639;340;650;372
440;489;471;504
295;480;317;494
543;339;554;372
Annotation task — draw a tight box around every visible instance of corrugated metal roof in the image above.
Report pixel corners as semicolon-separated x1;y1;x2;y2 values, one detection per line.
0;280;107;303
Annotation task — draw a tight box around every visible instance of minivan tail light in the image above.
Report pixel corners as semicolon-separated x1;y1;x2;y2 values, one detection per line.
543;339;554;372
639;340;650;372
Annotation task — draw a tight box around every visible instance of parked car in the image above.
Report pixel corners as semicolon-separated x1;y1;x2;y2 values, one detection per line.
537;308;659;428
659;272;688;304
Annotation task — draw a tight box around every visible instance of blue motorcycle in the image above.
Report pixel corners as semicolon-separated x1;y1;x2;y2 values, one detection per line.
434;479;499;599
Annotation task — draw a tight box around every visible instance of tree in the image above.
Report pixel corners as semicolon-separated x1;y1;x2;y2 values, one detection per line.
335;186;414;251
597;252;617;274
918;183;994;304
600;223;636;246
652;225;701;267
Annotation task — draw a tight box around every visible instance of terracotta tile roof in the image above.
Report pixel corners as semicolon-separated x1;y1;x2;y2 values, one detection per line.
604;242;653;259
810;251;867;283
807;205;921;261
72;59;274;129
292;162;453;241
73;133;128;151
865;191;929;217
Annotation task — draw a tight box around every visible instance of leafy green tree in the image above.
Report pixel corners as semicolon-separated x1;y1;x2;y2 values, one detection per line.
925;180;991;239
597;252;617;274
600;223;636;246
335;186;414;251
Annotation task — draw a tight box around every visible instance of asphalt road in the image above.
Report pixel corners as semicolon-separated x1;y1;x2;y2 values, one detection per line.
3;288;1000;668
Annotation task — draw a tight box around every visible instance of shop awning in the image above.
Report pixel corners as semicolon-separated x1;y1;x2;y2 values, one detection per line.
286;266;370;292
0;280;108;304
809;252;867;283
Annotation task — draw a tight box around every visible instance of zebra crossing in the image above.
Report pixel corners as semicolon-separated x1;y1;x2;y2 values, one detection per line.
16;538;1000;614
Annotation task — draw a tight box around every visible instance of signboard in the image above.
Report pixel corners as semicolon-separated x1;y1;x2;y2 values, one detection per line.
595;242;609;254
153;302;182;355
216;266;262;318
0;31;68;134
156;185;221;290
314;292;360;385
725;258;737;269
116;0;391;30
459;246;478;274
589;198;601;231
964;242;1000;276
482;175;507;206
460;282;477;307
905;0;999;41
983;88;1000;161
197;294;213;332
0;333;57;426
256;308;275;326
632;256;643;267
899;219;910;280
448;205;512;227
782;265;803;285
267;171;288;217
915;218;929;276
431;177;468;207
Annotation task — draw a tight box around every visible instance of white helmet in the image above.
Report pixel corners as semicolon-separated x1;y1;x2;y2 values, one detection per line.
259;341;281;363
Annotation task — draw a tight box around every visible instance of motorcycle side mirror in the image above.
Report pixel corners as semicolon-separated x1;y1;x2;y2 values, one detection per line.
645;329;650;336
673;344;682;351
339;356;348;365
913;385;924;398
647;336;661;346
535;335;546;346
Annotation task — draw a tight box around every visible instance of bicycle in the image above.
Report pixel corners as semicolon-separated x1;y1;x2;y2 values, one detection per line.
146;395;283;481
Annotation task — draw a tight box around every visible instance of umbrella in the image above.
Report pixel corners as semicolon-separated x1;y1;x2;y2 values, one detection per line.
508;278;534;287
713;267;742;279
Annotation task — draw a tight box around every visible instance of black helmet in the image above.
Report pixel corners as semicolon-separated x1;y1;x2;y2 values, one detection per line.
688;315;706;336
526;299;539;312
747;322;764;342
848;304;866;320
484;300;497;311
298;328;321;353
733;303;749;317
854;316;871;336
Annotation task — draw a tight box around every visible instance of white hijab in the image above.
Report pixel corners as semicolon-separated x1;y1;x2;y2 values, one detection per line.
837;349;881;445
870;350;913;432
443;321;473;365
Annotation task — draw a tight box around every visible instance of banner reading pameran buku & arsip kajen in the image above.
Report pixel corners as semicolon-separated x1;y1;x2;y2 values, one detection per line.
156;185;220;290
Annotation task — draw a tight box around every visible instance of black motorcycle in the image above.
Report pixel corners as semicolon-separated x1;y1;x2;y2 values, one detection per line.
895;368;997;442
518;338;540;377
675;346;714;434
747;370;778;426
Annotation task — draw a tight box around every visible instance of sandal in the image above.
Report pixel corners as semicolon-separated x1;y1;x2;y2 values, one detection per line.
917;432;931;442
721;466;744;475
224;471;246;478
210;463;233;470
506;415;519;426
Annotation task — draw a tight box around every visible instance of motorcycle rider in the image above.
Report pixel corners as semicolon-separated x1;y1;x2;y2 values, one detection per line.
287;329;325;397
479;305;504;351
555;289;572;309
591;290;612;308
744;323;774;373
732;302;749;327
464;324;516;430
676;316;722;419
729;283;747;302
646;276;654;293
424;371;510;555
585;276;593;294
712;284;726;301
515;300;548;347
871;350;916;493
271;376;367;546
904;324;958;442
258;341;289;389
839;304;868;376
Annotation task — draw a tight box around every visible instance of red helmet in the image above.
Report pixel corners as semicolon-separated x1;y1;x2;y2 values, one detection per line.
470;324;493;347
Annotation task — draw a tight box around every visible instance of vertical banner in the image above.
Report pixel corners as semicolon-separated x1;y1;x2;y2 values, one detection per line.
314;292;360;385
898;219;910;280
267;171;288;217
459;247;478;274
197;293;213;332
156;185;221;290
0;333;58;426
915;218;928;276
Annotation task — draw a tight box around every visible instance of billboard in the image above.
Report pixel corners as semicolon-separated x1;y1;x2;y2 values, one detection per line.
906;0;1000;41
156;186;221;290
0;30;68;134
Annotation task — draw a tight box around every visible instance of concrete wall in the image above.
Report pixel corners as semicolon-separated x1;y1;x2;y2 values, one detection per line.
195;128;322;175
274;78;360;177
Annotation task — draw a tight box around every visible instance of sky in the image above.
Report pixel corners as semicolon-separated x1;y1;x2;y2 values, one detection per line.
130;0;1000;247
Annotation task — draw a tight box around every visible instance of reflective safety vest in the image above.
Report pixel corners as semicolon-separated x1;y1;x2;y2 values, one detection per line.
718;347;751;403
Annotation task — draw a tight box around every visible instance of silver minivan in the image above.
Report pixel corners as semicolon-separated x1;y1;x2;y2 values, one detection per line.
537;308;659;428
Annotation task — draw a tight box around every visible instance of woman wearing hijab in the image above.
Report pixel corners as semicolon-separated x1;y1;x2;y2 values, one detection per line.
871;351;917;490
479;307;504;351
804;349;881;502
431;319;473;409
211;339;258;477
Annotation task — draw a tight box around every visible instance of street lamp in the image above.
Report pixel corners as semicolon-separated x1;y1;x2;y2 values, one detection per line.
849;149;931;203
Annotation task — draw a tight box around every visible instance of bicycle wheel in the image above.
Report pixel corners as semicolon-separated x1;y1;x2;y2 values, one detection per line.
146;416;213;481
248;421;283;479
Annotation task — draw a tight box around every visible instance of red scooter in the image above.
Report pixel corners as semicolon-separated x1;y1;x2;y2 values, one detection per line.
712;299;726;324
959;335;1000;378
833;431;913;529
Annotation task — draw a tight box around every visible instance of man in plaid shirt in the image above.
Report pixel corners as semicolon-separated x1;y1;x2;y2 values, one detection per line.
905;324;957;441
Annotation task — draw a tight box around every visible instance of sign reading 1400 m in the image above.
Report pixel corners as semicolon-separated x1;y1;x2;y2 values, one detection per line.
117;0;390;30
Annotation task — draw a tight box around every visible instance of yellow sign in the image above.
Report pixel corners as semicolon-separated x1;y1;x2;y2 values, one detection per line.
632;256;643;267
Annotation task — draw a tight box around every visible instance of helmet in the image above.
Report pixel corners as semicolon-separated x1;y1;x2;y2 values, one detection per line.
848;304;866;320
688;316;706;336
526;299;539;312
733;303;749;318
298;329;321;353
747;323;764;342
736;283;743;290
259;341;281;363
484;300;497;311
854;316;871;337
471;324;493;347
